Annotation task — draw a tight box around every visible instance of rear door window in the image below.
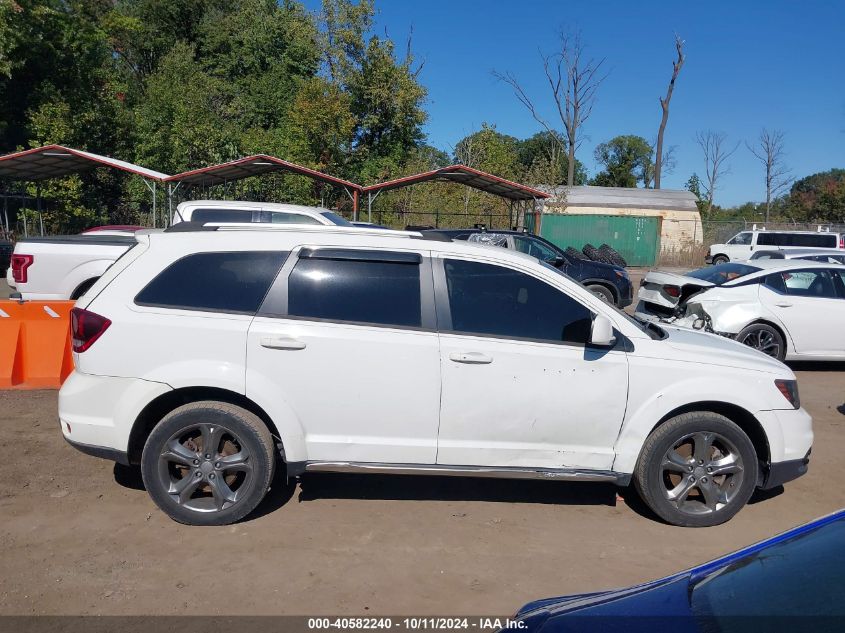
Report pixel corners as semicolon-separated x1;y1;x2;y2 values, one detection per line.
135;251;287;314
442;259;593;344
286;251;423;328
781;269;838;298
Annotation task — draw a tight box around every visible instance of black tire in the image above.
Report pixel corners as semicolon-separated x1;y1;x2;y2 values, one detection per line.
141;401;276;526
71;277;98;300
582;243;602;262
634;412;757;527
586;284;614;304
736;323;786;361
599;244;627;268
565;246;588;261
711;254;729;265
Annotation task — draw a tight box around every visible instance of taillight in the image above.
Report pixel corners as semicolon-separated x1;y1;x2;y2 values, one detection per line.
70;308;111;353
774;379;800;409
839;235;844;249
11;254;34;283
664;285;681;298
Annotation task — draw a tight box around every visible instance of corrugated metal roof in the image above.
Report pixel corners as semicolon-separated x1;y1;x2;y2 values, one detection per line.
542;185;699;212
0;144;169;181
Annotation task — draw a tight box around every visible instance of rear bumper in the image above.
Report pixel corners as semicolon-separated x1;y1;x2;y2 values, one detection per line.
761;451;811;490
59;370;172;458
64;435;130;465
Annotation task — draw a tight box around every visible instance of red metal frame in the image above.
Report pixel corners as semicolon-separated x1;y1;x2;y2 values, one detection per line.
166;154;360;190
361;164;549;200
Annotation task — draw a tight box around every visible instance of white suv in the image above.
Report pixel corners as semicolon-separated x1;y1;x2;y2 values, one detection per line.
59;225;813;527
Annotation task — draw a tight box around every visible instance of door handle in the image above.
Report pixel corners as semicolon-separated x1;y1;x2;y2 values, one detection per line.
260;336;307;350
774;302;793;308
449;351;493;364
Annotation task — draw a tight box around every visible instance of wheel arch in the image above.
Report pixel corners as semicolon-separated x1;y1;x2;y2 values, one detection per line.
71;277;100;300
127;387;282;466
651;400;770;472
738;319;791;356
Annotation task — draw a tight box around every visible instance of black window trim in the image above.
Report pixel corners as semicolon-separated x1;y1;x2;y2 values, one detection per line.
432;255;603;349
257;246;437;331
134;250;289;315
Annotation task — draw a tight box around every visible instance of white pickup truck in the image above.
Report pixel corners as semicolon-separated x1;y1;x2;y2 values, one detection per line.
6;201;349;300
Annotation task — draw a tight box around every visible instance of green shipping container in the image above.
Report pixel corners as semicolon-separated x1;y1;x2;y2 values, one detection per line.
529;214;661;267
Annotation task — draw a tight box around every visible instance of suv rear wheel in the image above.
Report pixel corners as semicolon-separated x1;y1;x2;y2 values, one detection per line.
634;412;757;527
141;401;275;525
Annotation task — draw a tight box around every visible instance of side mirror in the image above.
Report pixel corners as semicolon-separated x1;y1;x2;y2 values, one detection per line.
590;314;616;347
552;256;566;267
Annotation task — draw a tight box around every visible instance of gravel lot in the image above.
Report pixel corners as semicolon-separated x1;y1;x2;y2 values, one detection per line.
1;276;844;616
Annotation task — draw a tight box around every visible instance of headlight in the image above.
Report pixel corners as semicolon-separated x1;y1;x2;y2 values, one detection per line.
774;379;800;409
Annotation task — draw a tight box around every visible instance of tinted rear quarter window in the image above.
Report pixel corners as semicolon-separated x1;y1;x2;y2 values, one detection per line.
190;208;256;223
287;255;422;327
135;251;287;313
443;259;593;344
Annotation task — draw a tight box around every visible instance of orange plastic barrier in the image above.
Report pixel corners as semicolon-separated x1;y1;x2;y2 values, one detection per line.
0;300;75;389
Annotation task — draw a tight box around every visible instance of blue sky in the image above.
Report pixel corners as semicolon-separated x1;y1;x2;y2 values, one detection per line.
304;0;845;206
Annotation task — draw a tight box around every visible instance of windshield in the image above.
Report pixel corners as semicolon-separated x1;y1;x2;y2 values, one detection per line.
691;517;845;622
686;263;761;285
319;211;352;226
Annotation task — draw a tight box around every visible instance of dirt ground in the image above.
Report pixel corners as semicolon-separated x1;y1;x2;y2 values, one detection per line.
1;277;844;616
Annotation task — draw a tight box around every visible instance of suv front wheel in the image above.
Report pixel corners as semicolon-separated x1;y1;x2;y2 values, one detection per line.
141;401;275;525
634;412;757;527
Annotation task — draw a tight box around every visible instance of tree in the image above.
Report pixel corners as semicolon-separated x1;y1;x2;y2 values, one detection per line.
591;135;653;188
516;131;586;186
495;30;607;186
685;173;707;214
746;128;791;222
654;35;685;189
643;143;676;189
695;130;739;215
453;123;520;214
786;169;845;223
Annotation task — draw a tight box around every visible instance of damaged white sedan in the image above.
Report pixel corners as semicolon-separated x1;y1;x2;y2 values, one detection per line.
636;260;845;361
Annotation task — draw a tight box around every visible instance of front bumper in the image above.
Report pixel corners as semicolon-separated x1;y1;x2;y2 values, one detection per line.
705;254;713;264
618;280;633;308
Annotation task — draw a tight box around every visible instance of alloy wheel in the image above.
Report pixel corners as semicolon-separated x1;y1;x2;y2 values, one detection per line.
739;329;781;358
660;431;745;516
156;423;253;513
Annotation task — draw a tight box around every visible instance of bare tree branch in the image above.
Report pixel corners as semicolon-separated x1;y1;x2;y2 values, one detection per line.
494;29;607;185
654;34;685;189
746;128;792;222
695;130;740;215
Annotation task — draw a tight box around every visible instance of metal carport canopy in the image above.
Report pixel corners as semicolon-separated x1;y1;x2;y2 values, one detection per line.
0;144;169;181
0;144;170;233
166;154;361;209
361;165;549;201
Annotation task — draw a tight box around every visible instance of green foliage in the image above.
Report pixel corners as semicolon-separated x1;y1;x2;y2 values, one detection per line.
786;169;845;223
517;131;587;186
591;135;653;188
